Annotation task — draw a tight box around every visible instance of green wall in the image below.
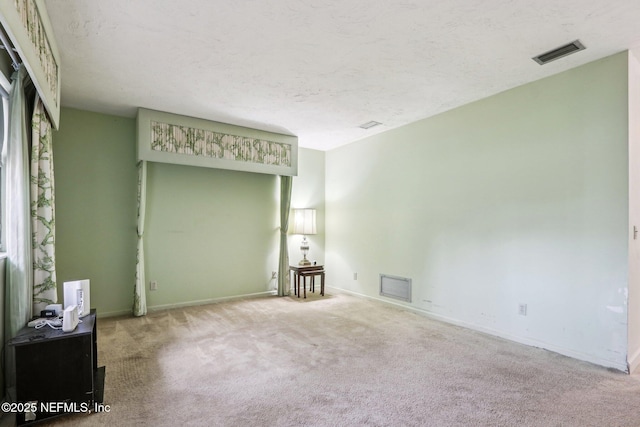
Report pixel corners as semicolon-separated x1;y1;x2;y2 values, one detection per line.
326;53;630;370
145;162;278;308
290;148;325;265
54;108;138;316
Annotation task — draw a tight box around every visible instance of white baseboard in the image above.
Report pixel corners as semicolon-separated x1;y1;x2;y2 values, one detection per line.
97;290;278;318
147;290;277;313
327;286;629;373
98;308;133;318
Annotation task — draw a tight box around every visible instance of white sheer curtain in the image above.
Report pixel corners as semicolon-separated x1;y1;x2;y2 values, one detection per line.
133;160;147;316
277;175;292;296
31;94;57;314
4;66;32;389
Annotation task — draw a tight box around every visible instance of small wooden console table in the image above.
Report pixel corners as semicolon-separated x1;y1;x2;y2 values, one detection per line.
290;265;325;298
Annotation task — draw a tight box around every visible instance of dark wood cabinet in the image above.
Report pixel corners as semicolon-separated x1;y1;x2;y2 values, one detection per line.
8;309;105;425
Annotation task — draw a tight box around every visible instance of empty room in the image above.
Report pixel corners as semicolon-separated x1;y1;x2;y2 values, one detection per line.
1;1;640;426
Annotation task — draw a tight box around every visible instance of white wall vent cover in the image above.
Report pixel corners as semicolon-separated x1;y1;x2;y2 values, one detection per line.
380;274;412;302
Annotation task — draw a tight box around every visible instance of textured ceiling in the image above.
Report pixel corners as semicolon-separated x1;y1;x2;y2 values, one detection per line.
44;0;640;151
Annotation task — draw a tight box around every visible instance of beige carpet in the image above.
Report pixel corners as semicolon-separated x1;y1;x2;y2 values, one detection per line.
21;291;640;426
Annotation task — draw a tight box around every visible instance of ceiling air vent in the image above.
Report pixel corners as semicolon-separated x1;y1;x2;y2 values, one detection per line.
359;121;382;129
533;40;585;65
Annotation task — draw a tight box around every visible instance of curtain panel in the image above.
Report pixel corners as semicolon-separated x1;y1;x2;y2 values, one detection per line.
4;66;32;389
31;95;57;314
277;175;292;296
5;66;32;337
133;160;148;316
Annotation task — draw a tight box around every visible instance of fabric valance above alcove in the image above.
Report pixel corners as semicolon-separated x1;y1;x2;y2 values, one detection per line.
137;108;298;176
134;108;298;316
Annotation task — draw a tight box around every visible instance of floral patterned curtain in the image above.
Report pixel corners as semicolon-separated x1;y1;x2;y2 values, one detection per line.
133;160;148;316
31;95;57;314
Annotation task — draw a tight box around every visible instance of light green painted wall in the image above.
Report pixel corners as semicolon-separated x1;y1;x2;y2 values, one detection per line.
144;162;279;307
290;148;325;266
145;148;326;307
53;108;138;316
326;53;630;370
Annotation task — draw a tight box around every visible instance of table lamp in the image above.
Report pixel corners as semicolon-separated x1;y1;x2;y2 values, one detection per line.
292;208;317;266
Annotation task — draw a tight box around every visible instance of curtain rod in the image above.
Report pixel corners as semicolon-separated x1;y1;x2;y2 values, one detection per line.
0;28;21;70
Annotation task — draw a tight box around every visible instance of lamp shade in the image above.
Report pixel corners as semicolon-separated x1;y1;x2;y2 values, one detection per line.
292;209;317;235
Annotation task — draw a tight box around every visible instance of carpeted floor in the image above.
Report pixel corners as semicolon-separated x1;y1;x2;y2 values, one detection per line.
10;291;640;426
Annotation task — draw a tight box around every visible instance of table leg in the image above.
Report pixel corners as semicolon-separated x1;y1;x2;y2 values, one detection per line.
321;272;325;296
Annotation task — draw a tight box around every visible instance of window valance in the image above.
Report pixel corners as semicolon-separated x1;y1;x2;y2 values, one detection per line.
137;108;298;176
0;0;61;129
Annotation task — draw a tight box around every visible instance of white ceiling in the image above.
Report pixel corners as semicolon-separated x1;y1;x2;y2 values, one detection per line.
44;0;640;151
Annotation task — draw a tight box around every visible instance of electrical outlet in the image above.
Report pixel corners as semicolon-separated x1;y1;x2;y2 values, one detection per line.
518;304;527;316
353;272;358;280
150;281;158;291
271;271;277;279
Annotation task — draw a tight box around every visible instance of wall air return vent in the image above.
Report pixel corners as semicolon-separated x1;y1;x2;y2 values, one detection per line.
533;40;585;65
380;274;411;302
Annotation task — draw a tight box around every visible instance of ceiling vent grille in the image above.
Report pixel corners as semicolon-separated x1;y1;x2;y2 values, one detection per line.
359;121;382;130
533;40;585;65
